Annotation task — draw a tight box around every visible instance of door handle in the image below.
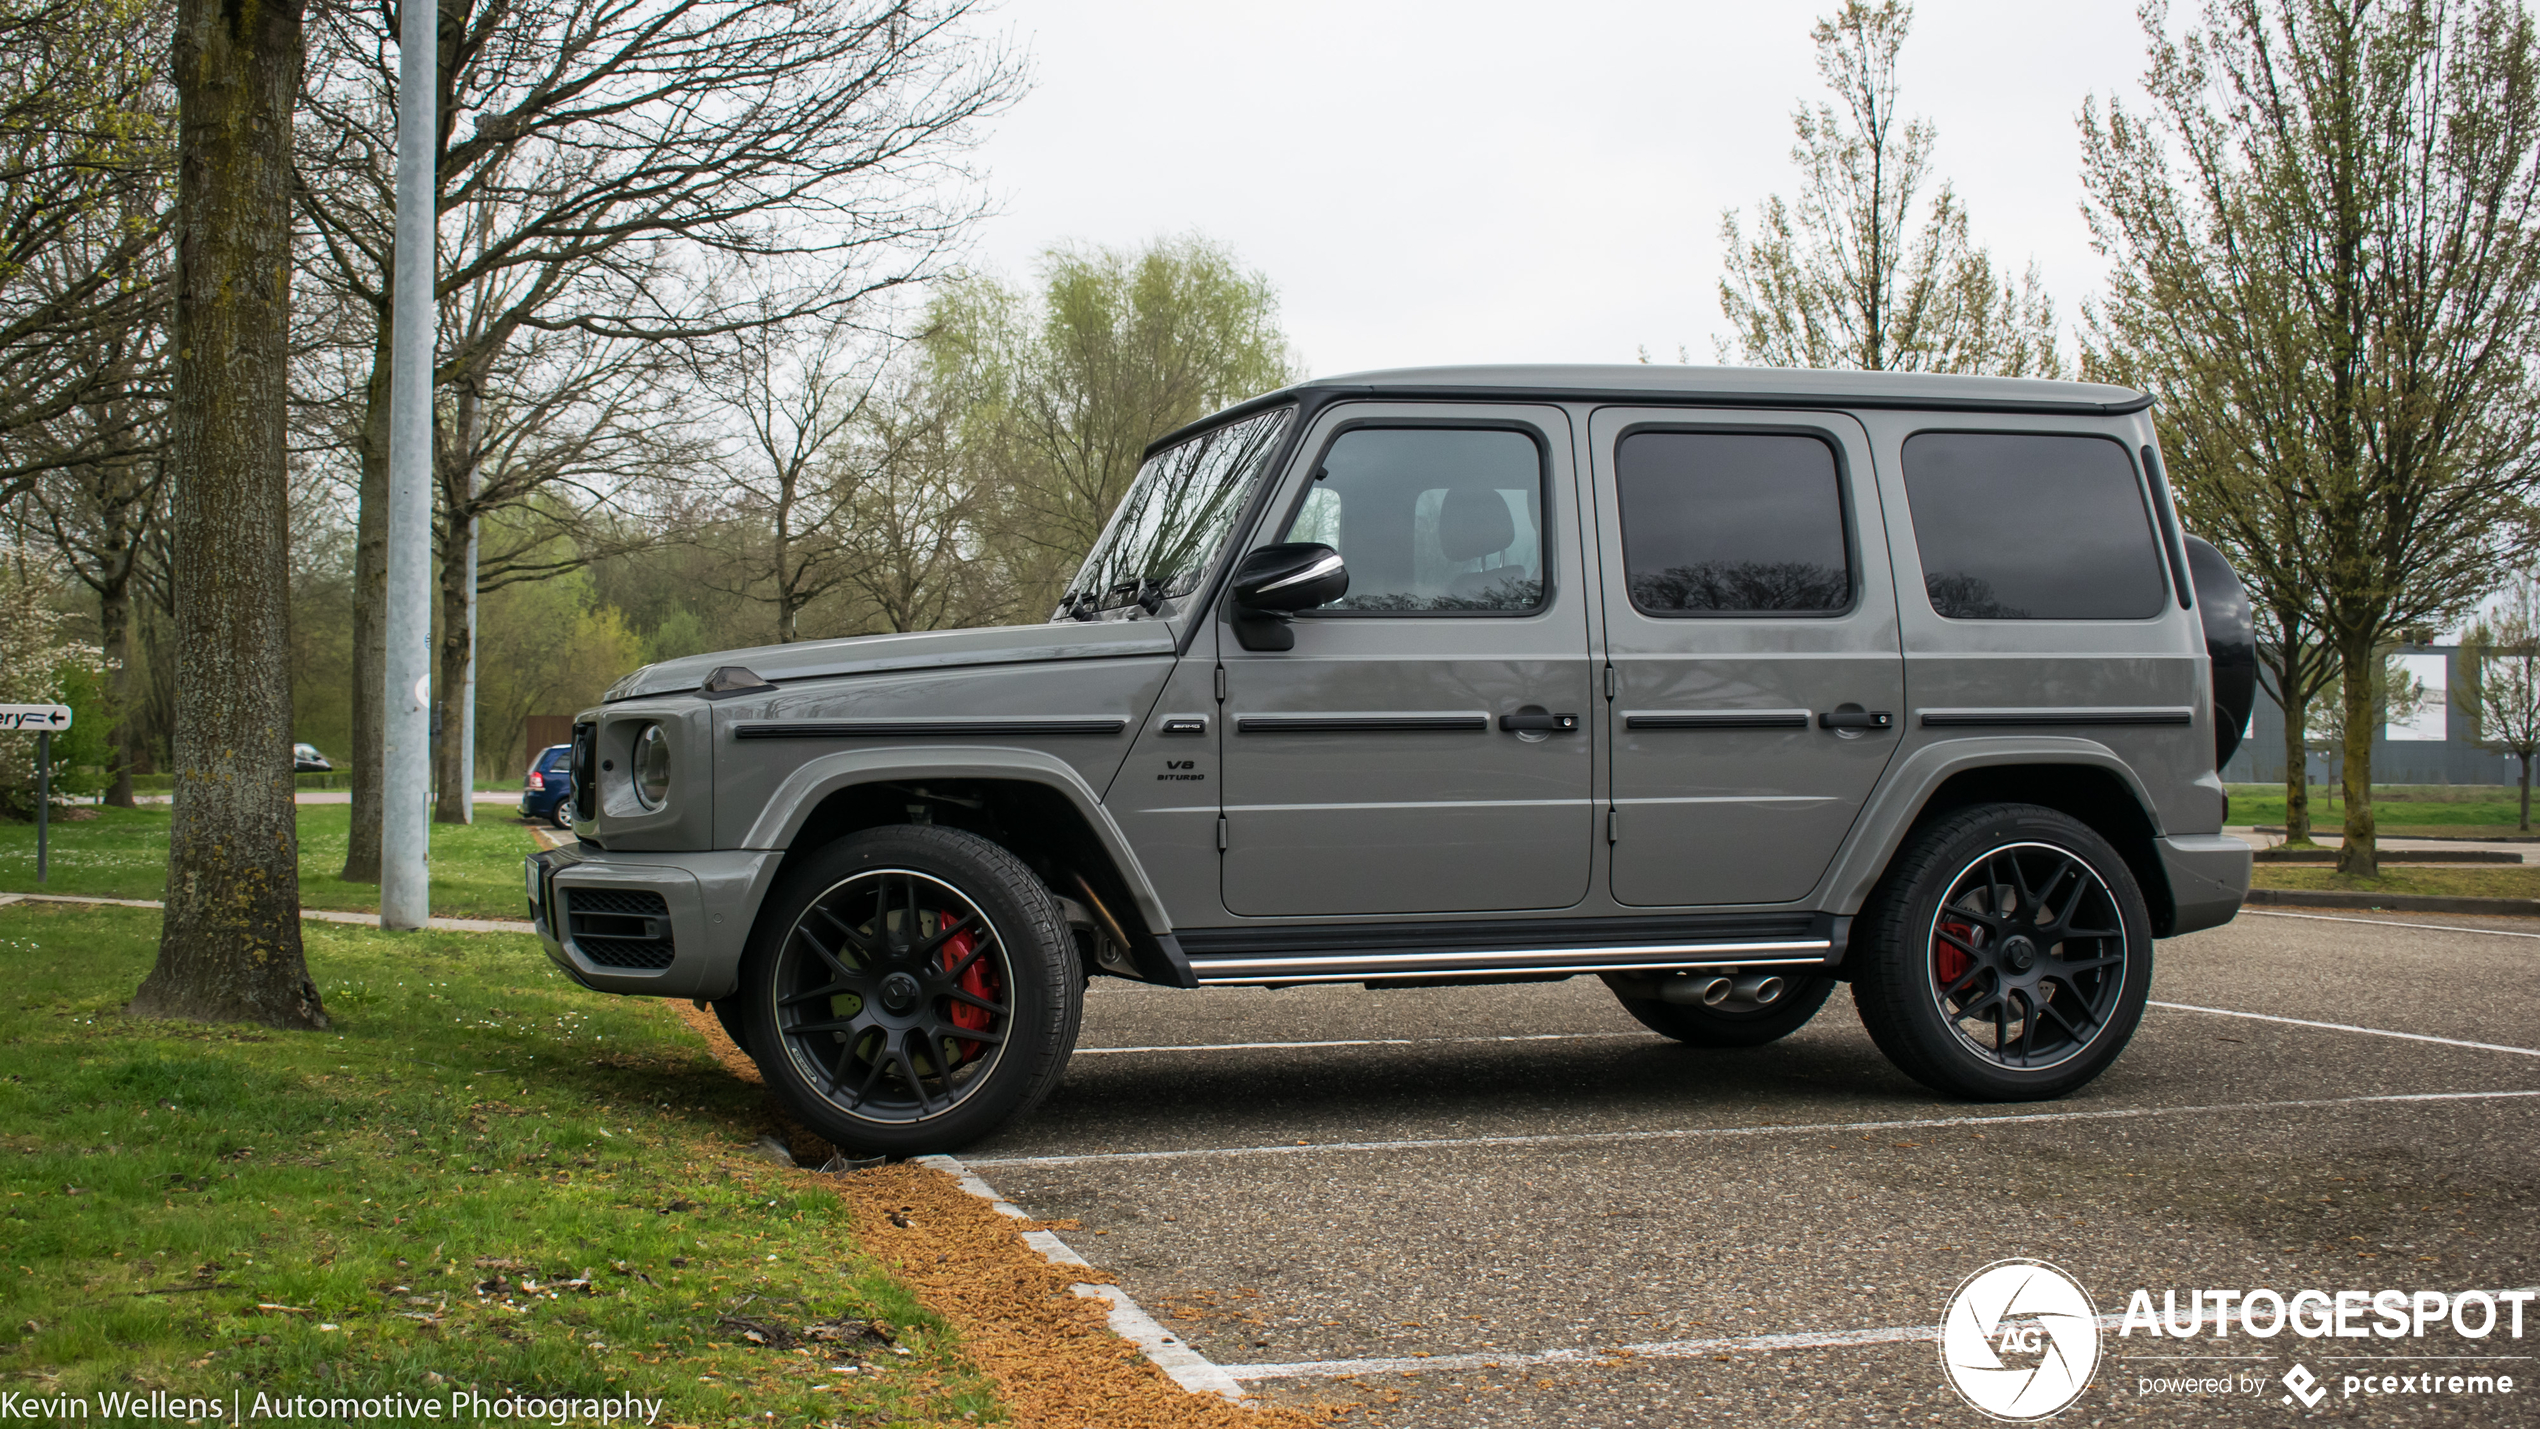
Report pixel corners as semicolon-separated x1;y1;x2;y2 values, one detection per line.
1499;712;1581;733
1817;709;1894;730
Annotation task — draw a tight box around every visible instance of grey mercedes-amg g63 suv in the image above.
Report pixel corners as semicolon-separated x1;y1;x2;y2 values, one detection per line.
528;365;2256;1155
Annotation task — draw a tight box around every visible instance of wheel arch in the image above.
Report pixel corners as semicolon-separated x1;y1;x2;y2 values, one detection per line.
1829;740;2177;935
737;748;1189;986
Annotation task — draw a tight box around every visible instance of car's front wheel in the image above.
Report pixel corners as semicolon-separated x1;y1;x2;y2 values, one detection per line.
1850;803;2152;1101
738;826;1082;1156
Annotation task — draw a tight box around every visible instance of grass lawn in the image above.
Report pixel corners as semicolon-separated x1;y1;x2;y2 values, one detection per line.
0;806;537;921
2249;862;2540;900
2225;784;2539;839
0;902;998;1424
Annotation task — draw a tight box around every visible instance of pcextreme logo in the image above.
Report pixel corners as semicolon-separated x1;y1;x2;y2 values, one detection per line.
1939;1259;2102;1421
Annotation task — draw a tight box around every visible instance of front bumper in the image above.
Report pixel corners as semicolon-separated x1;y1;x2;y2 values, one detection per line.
527;844;784;1000
2156;833;2252;936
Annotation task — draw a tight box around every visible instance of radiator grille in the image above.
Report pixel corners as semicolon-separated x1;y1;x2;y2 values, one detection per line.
577;936;676;970
564;886;674;971
566;888;667;916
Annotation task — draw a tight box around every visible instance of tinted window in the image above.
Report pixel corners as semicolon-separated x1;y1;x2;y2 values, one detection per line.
1279;428;1545;612
1616;432;1850;615
1903;433;2166;621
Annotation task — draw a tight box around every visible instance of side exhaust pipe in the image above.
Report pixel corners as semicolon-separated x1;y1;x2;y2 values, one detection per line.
1730;973;1785;1006
1659;976;1734;1007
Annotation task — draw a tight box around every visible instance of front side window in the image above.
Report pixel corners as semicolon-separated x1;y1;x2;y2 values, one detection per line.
1277;427;1546;613
1902;432;2167;621
1061;407;1294;618
1616;431;1851;616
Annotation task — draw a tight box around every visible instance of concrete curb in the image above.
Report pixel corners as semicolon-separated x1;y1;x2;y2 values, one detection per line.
2246;887;2540;917
914;1153;1248;1403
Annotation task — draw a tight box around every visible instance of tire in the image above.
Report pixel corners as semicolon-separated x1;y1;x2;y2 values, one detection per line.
711;994;753;1056
548;806;569;830
1850;803;2153;1101
737;826;1082;1156
1604;973;1837;1048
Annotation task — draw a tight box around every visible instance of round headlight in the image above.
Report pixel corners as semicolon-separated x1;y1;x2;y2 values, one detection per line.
633;723;672;810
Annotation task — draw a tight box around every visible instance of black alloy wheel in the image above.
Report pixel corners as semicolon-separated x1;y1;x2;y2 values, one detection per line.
740;826;1080;1155
1923;843;2128;1070
1852;804;2152;1101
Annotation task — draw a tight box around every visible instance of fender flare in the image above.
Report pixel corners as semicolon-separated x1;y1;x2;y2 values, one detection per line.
1822;736;2168;917
739;744;1176;936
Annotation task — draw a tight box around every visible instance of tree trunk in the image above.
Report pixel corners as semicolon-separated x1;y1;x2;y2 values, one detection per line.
101;579;135;808
433;498;476;821
2521;752;2531;833
2335;633;2378;877
128;0;325;1030
342;330;392;881
2281;687;2311;844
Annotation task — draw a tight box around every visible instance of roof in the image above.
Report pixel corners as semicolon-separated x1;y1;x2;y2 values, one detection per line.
1301;363;2146;410
1149;363;2150;456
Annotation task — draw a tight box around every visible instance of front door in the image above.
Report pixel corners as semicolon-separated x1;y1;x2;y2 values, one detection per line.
1591;409;1905;906
1218;404;1596;918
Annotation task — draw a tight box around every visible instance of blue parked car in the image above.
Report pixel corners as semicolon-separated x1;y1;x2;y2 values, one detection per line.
519;744;574;827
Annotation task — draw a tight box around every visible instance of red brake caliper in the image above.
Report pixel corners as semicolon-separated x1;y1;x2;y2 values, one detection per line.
1935;919;1976;998
940;928;999;1063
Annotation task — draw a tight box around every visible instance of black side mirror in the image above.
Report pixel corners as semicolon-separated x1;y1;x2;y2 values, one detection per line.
1227;543;1347;651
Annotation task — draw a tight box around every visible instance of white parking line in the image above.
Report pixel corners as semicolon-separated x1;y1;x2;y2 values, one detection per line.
914;1153;1246;1401
1076;1032;1650;1055
2149;1000;2540;1057
1234;1287;2540;1381
1229;1313;2131;1381
963;1087;2540;1169
2245;908;2540;940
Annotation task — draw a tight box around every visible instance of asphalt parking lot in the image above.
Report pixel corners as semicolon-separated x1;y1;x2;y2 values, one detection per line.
949;908;2540;1426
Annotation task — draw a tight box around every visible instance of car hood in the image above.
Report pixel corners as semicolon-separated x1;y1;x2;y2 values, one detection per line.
603;619;1180;701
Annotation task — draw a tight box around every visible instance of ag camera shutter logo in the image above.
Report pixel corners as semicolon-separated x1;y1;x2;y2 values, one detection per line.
1940;1259;2102;1420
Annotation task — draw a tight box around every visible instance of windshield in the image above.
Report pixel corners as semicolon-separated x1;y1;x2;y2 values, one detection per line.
1056;406;1294;619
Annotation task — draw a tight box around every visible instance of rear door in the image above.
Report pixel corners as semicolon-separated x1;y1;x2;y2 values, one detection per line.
1590;409;1905;906
1217;403;1596;917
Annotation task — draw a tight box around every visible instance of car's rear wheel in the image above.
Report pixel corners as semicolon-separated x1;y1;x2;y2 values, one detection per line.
738;826;1081;1156
1851;803;2152;1100
548;805;569;830
1603;972;1836;1047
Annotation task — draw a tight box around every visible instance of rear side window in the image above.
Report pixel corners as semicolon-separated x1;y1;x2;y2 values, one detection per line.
541;748;572;772
1279;427;1546;613
1615;432;1851;615
1902;433;2166;620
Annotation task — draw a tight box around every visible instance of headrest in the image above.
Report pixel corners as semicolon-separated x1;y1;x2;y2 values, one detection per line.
1437;487;1517;562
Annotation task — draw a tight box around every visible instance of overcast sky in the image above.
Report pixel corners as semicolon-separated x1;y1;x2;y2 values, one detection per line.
950;0;2162;378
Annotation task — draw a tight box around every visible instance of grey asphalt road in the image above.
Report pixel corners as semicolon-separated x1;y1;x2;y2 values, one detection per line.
953;907;2540;1426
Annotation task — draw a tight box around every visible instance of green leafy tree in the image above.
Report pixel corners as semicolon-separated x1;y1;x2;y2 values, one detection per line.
1717;0;2060;375
2084;0;2540;876
930;236;1302;613
2457;577;2540;830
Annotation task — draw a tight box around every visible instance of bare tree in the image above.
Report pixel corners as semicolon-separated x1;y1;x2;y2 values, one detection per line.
689;318;887;644
1717;0;2061;375
2084;0;2540;876
27;393;168;807
0;0;173;509
2457;577;2540;830
126;0;325;1029
294;0;1023;876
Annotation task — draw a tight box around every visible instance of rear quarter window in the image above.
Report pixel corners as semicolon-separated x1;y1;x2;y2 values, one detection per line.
1901;432;2167;621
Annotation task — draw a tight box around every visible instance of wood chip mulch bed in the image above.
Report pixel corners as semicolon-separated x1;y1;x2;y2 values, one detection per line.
670;1001;1326;1428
